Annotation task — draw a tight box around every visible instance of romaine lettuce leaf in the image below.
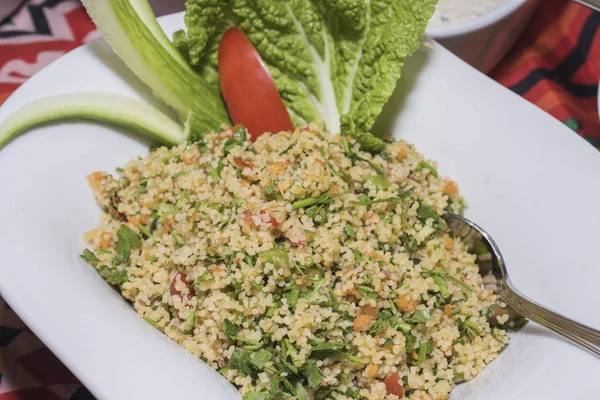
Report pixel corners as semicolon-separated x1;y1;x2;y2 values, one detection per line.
174;0;436;142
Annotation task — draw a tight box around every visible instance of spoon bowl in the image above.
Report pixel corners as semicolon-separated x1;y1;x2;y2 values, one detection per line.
443;213;600;358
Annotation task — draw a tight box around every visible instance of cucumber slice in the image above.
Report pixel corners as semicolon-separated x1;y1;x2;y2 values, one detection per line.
0;93;185;149
81;0;230;134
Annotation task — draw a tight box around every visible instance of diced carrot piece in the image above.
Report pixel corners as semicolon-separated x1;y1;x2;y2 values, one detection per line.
162;217;173;234
267;161;287;175
395;294;416;312
353;314;373;331
182;152;195;165
395;143;408;161
210;265;223;275
361;305;379;317
443;180;459;196
366;364;379;377
99;231;112;249
444;304;453;317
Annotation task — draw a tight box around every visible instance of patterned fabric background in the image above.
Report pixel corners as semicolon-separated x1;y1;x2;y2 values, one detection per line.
0;1;598;399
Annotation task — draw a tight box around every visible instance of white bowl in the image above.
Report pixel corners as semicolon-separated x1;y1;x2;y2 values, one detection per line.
426;0;540;74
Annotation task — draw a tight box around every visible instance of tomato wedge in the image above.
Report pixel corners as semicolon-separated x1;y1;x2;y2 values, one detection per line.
384;371;405;397
218;27;294;140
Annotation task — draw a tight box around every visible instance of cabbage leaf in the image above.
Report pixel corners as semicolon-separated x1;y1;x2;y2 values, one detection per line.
174;0;436;150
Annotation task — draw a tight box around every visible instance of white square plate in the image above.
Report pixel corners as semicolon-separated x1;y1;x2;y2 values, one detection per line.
1;12;599;400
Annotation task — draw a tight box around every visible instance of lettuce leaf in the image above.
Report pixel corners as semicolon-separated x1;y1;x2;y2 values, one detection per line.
174;0;436;142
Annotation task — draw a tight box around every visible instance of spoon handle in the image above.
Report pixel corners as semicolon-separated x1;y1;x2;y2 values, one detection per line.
572;0;600;13
500;285;600;357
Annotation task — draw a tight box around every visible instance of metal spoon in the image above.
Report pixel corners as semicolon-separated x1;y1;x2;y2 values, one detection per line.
443;213;600;358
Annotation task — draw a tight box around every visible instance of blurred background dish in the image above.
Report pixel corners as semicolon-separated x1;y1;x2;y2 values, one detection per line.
146;0;540;75
426;0;540;73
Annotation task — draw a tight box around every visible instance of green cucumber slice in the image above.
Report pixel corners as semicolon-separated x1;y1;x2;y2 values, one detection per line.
0;93;185;149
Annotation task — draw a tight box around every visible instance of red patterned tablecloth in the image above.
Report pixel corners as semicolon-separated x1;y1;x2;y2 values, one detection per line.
0;1;598;399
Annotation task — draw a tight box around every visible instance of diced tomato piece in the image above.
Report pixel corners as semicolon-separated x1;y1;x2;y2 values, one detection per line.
218;27;294;140
170;271;195;300
233;156;254;169
384;371;404;397
242;210;278;229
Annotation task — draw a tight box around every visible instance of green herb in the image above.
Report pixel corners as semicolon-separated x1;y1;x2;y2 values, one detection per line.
144;317;158;328
98;265;128;286
279;143;296;155
350;195;406;206
389;316;412;333
116;225;141;264
244;392;268;400
353;249;363;263
250;349;272;370
172;170;190;177
265;302;280;318
310;349;365;364
263;181;277;197
432;275;450;298
134;178;148;195
379;152;392;162
483;303;497;318
259;248;289;268
195;270;214;285
407;309;431;324
447;275;475;292
505;317;529;332
293;191;332;209
208;157;224;181
296;383;308;400
422;269;475;293
185;304;198;328
369;318;387;335
365;175;391;190
405;333;417;353
411;341;433;365
80;249;100;265
457;317;480;340
172;231;184;248
344;222;356;238
317;388;335;400
306;360;323;388
221;319;237;337
310;341;347;352
151;202;179;222
137;224;152;239
416;161;439;177
417;203;446;229
403;235;418;253
227;350;255;377
116;167;125;173
318;147;344;178
223;126;247;154
287;288;300;307
356;285;378;300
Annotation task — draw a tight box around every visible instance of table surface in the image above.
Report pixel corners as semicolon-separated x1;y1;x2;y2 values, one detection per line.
0;1;598;399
